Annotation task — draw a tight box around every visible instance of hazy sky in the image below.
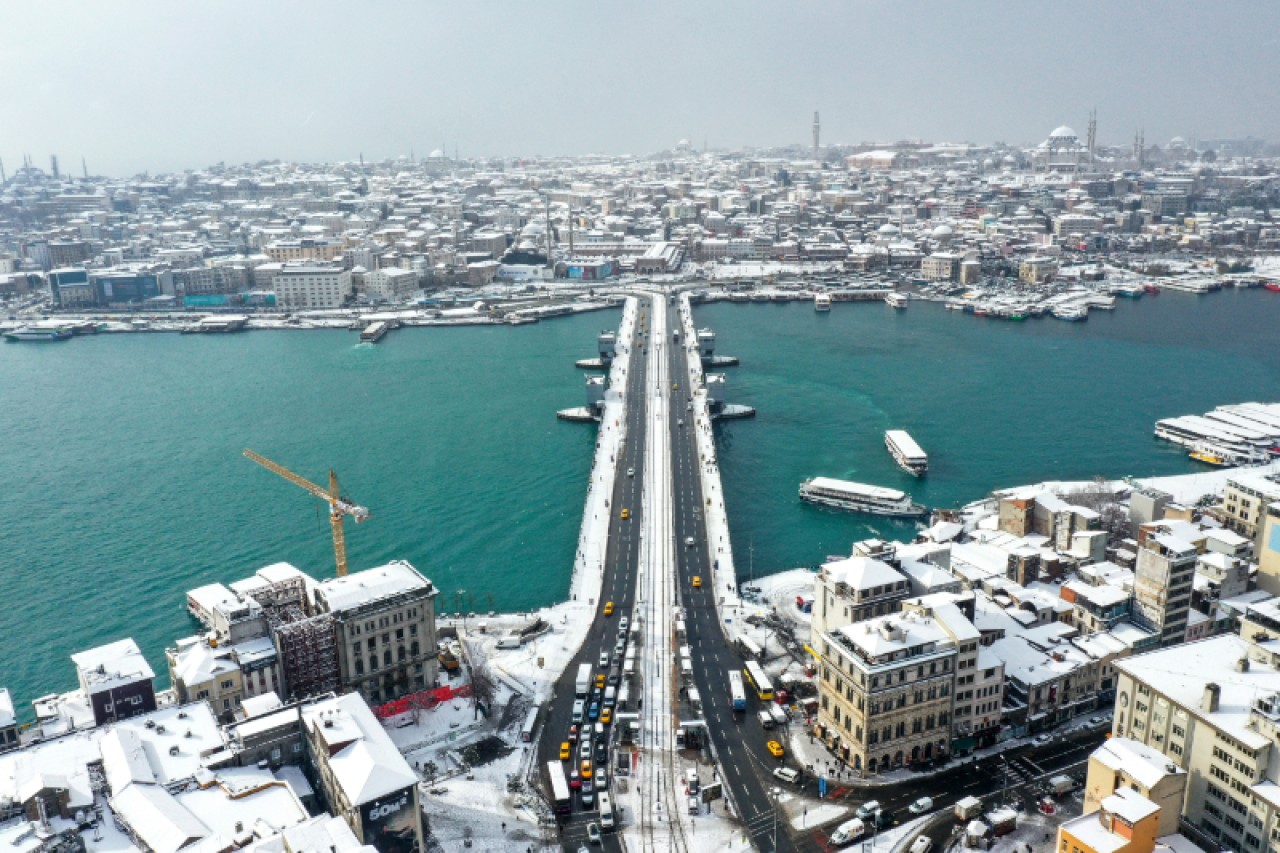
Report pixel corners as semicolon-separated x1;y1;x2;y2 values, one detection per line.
4;1;1277;176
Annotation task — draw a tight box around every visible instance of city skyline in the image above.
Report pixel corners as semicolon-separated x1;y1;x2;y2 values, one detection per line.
3;0;1278;176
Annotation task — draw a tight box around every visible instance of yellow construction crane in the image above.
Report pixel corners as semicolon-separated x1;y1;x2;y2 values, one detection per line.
243;449;370;578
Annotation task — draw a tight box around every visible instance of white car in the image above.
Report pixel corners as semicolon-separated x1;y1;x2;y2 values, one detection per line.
586;822;602;844
599;651;610;667
627;467;634;477
855;800;882;820
772;767;799;784
908;796;934;815
1033;733;1053;746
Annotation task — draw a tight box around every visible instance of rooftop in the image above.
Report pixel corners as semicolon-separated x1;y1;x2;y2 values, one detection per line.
1089;736;1184;789
301;693;418;806
71;637;155;692
317;559;434;613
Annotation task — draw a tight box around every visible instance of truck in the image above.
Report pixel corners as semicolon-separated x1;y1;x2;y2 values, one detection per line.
953;796;983;822
575;663;592;698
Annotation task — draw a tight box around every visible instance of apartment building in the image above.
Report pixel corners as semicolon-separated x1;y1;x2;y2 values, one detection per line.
1058;787;1163;853
1255;502;1280;596
815;611;957;774
1222;473;1280;541
1083;737;1187;837
920;251;962;281
1133;535;1197;646
812;554;912;637
273;265;353;309
1113;635;1280;852
70;638;158;726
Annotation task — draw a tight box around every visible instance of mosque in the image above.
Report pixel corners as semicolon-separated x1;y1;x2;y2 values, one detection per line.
1030;125;1088;174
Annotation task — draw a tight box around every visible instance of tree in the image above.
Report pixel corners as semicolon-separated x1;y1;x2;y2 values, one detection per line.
462;638;499;720
423;759;438;784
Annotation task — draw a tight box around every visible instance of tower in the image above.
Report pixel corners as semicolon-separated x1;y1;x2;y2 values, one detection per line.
0;157;5;183
812;111;821;160
50;155;59;179
1086;109;1097;163
82;157;88;179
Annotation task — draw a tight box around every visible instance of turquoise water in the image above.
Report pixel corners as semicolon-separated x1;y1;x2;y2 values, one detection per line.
1;290;1277;715
701;290;1280;578
0;313;614;712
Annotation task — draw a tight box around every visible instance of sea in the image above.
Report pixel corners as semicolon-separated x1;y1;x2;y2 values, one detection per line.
0;288;1277;714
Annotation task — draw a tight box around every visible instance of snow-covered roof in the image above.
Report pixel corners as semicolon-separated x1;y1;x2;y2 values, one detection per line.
1104;786;1161;824
822;557;907;592
301;693;418;806
110;783;213;853
317;560;433;613
1089;736;1184;788
0;689;14;729
1116;635;1280;750
71;638;154;692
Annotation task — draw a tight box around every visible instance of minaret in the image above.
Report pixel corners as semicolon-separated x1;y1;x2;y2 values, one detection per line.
1086;109;1097;163
50;155;59;179
0;158;6;183
82;157;88;179
812;111;821;159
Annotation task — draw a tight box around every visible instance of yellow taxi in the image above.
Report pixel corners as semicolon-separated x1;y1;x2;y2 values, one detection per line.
766;740;785;758
560;741;571;760
601;707;612;725
595;673;606;689
621;508;630;519
692;576;702;588
604;601;615;616
581;760;594;779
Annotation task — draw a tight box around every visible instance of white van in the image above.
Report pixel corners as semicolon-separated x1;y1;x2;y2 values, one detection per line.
909;838;933;853
572;699;585;723
830;818;866;846
757;709;774;729
768;704;788;726
685;767;699;793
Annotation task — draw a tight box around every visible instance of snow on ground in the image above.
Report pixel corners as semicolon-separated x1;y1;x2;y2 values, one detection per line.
1136;458;1280;506
787;801;851;830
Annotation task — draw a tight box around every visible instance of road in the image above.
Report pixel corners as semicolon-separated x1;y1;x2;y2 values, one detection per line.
536;296;651;851
665;297;807;853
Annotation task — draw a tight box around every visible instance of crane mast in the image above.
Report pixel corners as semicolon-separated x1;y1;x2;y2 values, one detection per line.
242;449;370;577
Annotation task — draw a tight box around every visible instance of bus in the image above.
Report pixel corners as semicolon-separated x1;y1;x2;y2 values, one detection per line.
743;660;775;702
598;791;615;830
736;634;764;662
729;670;746;711
547;760;572;818
520;707;538;743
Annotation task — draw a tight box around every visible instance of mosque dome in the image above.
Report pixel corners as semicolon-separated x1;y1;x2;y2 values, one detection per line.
878;223;900;235
932;224;954;239
1049;125;1078;141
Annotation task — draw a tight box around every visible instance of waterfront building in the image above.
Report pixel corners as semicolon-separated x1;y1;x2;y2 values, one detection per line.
815;611;957;773
273;265;353;309
47;266;95;307
1112;634;1280;852
0;689;16;753
363;266;417;302
1018;255;1059;284
316;560;441;707
302;692;423;853
70;638;158;726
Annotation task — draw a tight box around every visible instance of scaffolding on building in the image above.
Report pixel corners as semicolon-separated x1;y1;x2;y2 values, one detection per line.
273;612;340;701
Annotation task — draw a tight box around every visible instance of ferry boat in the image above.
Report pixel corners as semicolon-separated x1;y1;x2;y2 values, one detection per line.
1143;283;1161;294
799;477;926;517
814;293;832;312
729;292;751;303
360;321;389;343
1052;305;1088;322
884;292;908;309
1265;282;1280;293
885;430;928;476
1188;443;1234;467
4;325;73;342
1155;415;1275;459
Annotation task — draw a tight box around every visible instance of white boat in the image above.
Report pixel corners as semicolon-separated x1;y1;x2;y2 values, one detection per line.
885;430;928;476
814;293;832;312
4;326;73;342
885;292;908;309
799;477;926;517
360;321;389;343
